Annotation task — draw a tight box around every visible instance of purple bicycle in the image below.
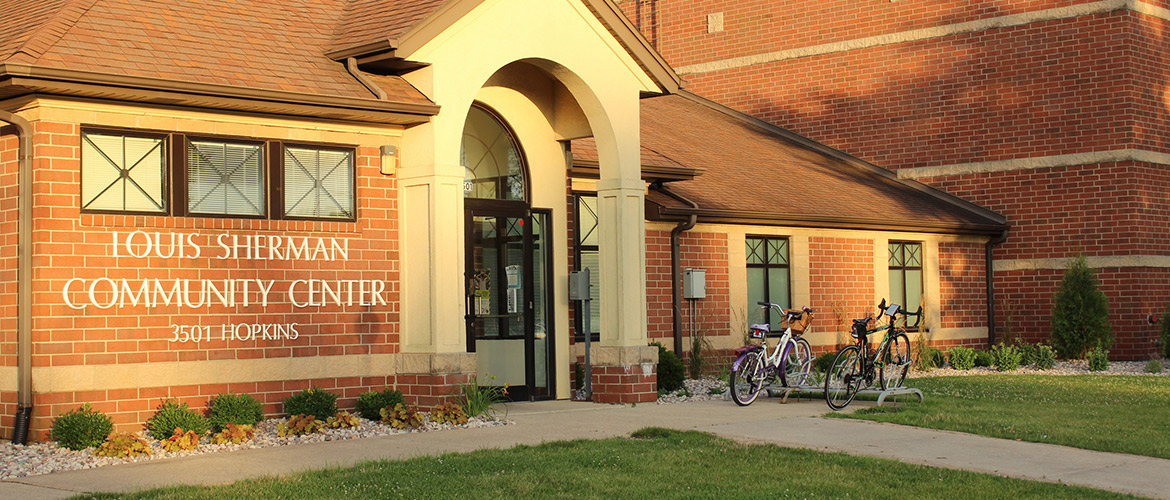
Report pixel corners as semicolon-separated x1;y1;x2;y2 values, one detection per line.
730;302;815;406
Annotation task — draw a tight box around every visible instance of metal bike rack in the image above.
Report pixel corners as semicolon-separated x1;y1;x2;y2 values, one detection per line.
766;383;924;406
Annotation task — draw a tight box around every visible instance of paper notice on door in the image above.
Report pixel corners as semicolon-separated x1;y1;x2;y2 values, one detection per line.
507;288;518;314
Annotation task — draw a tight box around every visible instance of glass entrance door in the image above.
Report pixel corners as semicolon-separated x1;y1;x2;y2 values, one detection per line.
465;207;553;401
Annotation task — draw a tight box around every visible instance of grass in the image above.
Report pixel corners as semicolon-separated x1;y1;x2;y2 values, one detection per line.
79;428;1145;500
833;375;1170;459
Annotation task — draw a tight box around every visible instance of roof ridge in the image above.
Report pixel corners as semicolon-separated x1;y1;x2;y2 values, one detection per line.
8;0;99;64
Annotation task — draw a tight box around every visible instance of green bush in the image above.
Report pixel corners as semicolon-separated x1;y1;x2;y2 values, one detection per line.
1034;344;1056;370
974;350;993;367
654;343;686;394
1145;359;1164;374
990;343;1023;372
206;393;264;432
147;400;209;440
1051;255;1112;359
1160;305;1170;359
51;403;113;450
915;346;944;371
574;362;585;391
813;352;835;374
1087;347;1109;372
355;389;404;421
282;387;338;421
1016;342;1038;366
948;346;976;370
458;376;507;418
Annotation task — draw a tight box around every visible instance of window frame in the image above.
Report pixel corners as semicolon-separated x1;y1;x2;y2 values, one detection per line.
745;235;791;330
78;127;358;222
572;193;600;343
79;127;171;216
888;240;924;331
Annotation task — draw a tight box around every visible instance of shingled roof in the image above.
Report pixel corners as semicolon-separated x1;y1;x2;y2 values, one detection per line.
575;93;1007;235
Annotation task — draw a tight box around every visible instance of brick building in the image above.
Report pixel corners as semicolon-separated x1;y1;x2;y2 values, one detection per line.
619;0;1170;359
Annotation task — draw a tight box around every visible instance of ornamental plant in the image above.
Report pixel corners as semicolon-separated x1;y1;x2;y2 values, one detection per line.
147;400;209;441
1087;347;1110;372
211;423;255;444
429;402;468;425
1051;255;1112;359
380;403;424;430
326;411;361;429
206;393;264;432
974;350;994;367
355;389;404;421
277;414;322;437
1145;359;1164;374
991;342;1023;372
458;376;508;418
94;432;152;458
282;387;338;421
1160;305;1170;359
51;403;114;450
654;342;685;394
162;429;201;452
947;346;976;370
1034;345;1056;370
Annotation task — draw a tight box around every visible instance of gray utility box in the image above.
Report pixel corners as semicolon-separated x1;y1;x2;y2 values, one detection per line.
683;268;706;299
568;268;591;301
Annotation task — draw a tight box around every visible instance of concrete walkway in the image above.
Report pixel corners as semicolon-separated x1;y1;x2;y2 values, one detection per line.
3;397;1167;499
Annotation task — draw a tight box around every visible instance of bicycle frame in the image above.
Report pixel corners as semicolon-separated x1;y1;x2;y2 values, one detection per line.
733;303;813;381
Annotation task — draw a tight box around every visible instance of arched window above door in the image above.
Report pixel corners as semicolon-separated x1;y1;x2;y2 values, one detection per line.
461;105;527;201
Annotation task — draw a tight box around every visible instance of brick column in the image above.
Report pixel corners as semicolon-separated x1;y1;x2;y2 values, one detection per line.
588;345;658;403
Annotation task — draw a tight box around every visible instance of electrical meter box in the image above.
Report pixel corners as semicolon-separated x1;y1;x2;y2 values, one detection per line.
568;268;591;301
683;268;706;299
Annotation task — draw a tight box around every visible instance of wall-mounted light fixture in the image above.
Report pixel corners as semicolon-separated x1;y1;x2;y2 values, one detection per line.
380;145;398;175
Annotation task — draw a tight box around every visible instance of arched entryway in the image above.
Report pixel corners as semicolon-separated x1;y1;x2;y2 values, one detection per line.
461;104;554;401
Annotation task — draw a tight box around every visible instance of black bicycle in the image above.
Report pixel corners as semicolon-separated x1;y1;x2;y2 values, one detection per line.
824;300;920;410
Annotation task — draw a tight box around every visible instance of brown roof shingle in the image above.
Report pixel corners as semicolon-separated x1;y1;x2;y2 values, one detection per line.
330;0;447;53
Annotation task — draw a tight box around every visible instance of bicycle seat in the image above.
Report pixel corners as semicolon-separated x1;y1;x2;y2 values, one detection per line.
749;324;771;333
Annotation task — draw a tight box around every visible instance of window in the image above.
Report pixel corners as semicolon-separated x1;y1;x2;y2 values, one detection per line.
574;194;600;341
80;128;355;221
461;105;526;201
81;131;167;214
889;241;923;317
746;236;790;330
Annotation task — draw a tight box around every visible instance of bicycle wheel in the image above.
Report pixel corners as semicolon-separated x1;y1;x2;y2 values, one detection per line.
825;345;862;411
780;337;813;388
730;350;766;406
880;332;911;390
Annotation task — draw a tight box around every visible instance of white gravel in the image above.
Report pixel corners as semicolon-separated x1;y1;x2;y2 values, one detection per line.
911;358;1170;378
0;414;510;481
656;377;729;404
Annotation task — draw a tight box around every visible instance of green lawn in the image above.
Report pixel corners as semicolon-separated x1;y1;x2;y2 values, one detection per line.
835;375;1170;459
82;428;1145;500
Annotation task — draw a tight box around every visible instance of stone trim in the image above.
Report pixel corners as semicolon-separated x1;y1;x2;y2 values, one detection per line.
994;255;1170;272
897;149;1170;179
677;0;1163;76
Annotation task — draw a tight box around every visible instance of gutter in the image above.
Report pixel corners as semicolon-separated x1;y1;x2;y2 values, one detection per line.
0;110;33;444
345;57;388;100
655;205;1008;237
986;229;1009;347
650;183;698;356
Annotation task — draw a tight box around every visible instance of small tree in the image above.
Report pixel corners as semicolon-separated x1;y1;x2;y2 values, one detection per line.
1051;255;1112;359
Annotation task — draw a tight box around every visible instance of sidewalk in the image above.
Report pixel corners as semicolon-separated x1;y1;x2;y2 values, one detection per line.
3;397;1167;499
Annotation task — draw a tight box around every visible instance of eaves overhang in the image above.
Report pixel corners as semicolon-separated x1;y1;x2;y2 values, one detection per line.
0;63;439;125
651;204;1010;237
572;158;705;182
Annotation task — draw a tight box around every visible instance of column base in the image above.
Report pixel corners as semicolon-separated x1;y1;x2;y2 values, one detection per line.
588;345;658;404
395;353;476;408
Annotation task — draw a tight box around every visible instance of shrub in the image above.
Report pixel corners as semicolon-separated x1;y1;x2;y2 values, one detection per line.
326;411;361;429
1051;255;1112;359
162;429;201;452
574;362;585;392
380;403;424;430
147;400;209;441
458;376;508;418
206;393;264;432
948;346;976;370
278;414;321;437
355;389;405;421
991;343;1023;372
94;432;151;458
1034;345;1056;370
915;345;944;371
688;331;712;379
654;342;685;394
211;423;254;444
1161;306;1170;359
430;402;469;425
812;351;835;374
51;403;114;450
1016;342;1038;366
1087;347;1110;372
1145;359;1164;374
974;350;994;367
282;387;338;421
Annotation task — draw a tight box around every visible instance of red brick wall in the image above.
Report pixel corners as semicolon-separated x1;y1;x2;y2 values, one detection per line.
1;127;16;438
19;119;404;437
591;364;656;404
938;241;988;330
646;228;731;362
809;236;875;346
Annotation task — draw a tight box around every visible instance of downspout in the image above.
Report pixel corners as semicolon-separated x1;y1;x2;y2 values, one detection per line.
651;183;698;356
986;229;1008;348
345;57;388;100
0;110;33;444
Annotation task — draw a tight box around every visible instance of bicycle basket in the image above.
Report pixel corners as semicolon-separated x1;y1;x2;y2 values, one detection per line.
785;311;813;334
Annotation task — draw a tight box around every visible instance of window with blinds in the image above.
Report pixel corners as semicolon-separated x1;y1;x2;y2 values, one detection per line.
746;236;790;330
283;146;354;219
81;131;167;213
186;140;265;216
889;241;923;327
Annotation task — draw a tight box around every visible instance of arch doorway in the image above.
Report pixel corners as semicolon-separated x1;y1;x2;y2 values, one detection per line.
462;104;554;401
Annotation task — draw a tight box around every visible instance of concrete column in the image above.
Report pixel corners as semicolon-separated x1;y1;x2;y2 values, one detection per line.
596;176;647;346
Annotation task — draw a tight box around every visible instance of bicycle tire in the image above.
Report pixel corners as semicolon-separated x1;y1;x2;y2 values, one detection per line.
880;332;911;390
780;337;813;388
825;345;862;411
730;350;766;406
